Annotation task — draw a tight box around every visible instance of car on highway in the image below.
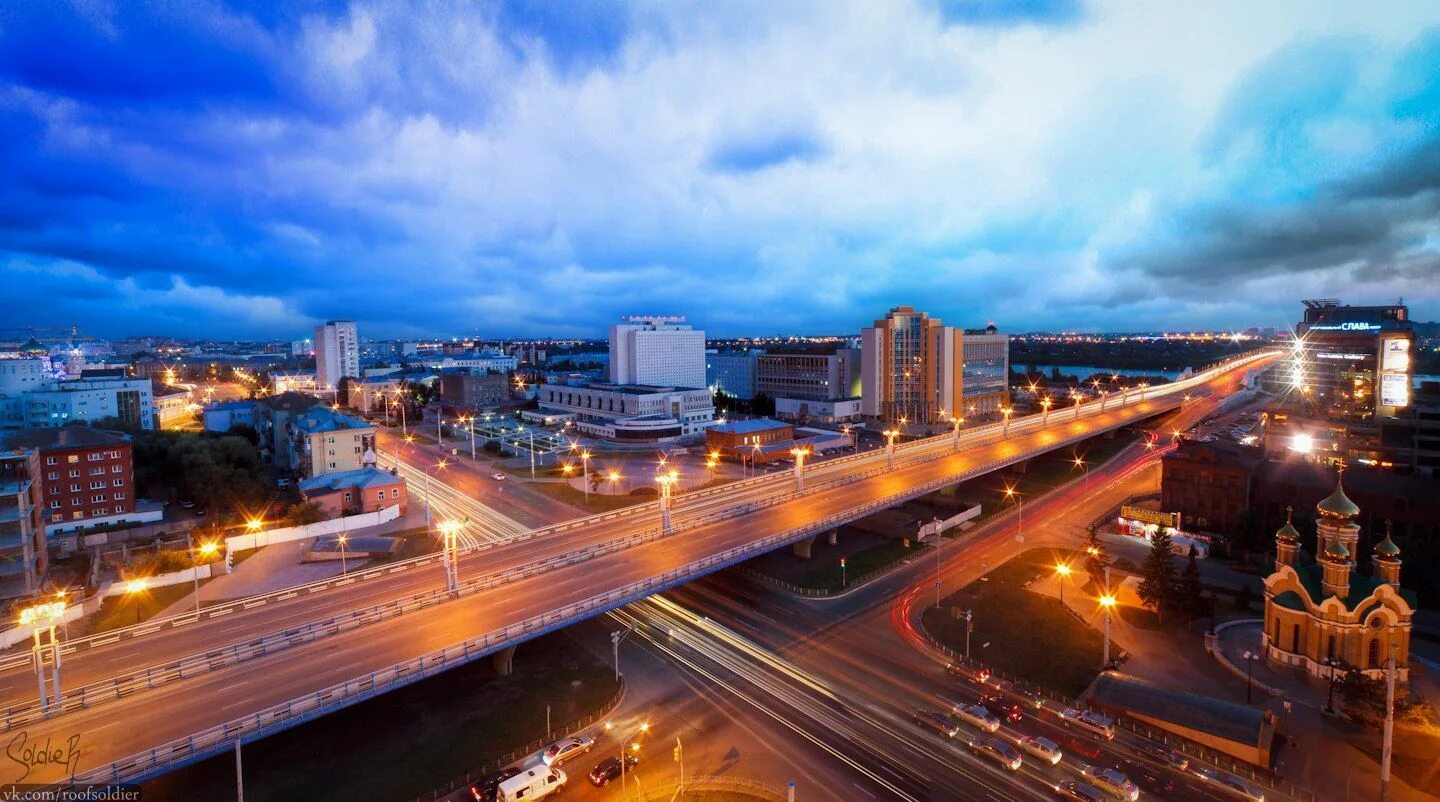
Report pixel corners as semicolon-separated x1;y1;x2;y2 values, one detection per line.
587;753;638;786
1193;768;1267;801
912;709;960;738
497;767;566;802
1052;781;1108;802
491;472;507;480
945;662;991;685
1059;707;1116;739
541;735;595;766
952;703;1001;733
1117;759;1175;795
980;694;1023;723
1078;765;1140;801
1058;735;1102;760
1134;743;1188;771
967;737;1023;771
468;767;523;801
1017;735;1063;765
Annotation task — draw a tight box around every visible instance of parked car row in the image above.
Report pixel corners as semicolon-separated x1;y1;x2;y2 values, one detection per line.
468;732;648;802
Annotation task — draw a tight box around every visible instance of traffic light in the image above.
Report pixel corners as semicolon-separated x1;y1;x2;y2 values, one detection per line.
839;557;846;569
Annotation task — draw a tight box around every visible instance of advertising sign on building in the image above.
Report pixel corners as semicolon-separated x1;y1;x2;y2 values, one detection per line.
1380;372;1409;408
1118;506;1178;529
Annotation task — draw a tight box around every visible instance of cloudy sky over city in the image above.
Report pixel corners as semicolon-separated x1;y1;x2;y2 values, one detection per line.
2;0;1438;339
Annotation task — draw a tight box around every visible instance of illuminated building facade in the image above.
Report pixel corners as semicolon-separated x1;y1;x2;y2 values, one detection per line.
860;307;1009;424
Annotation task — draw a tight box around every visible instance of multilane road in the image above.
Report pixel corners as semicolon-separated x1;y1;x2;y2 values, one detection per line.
8;353;1276;786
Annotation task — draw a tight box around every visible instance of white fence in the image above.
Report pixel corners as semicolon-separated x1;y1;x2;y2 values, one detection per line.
918;504;982;538
223;505;402;552
100;562;219;597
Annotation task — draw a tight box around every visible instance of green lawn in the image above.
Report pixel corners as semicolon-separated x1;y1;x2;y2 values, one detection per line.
921;549;1104;698
90;582;202;633
789;538;932;593
141;629;621;802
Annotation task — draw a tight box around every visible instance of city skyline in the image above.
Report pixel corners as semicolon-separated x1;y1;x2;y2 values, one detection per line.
3;2;1438;339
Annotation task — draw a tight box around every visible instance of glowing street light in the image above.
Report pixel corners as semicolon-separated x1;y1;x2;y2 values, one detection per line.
1001;406;1014;437
882;428;900;469
656;470;679;535
1003;483;1024;542
337;533;349;577
437;519;464;593
1072;455;1089;491
20;597;67;711
948;413;966;451
1099;567;1116;668
422;460;449;525
1040;396;1052;426
579;450;593;504
790;446;811;492
124;578;149;625
1054;562;1072;605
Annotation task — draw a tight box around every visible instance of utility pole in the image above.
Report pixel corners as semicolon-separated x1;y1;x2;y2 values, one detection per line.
964;609;972;662
235;740;244;802
1381;641;1397;802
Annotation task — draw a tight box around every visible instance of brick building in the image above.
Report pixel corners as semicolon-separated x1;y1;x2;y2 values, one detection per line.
706;418;794;463
2;427;135;530
439;371;509;409
298;467;408;519
1161;439;1264;534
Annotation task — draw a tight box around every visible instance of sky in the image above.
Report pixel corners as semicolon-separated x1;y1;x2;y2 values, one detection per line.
2;1;1439;340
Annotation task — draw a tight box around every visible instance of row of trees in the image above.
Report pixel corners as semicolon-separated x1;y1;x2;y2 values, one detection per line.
90;418;270;519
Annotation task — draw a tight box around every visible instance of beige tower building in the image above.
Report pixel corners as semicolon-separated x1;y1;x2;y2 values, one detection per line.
860;307;1009;424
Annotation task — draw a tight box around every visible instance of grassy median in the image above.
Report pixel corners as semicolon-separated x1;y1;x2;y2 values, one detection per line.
921;548;1104;698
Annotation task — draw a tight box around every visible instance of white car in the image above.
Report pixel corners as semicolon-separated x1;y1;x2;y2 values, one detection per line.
952;703;1001;733
1193;768;1266;801
492;472;507;481
540;735;594;767
1017;735;1063;765
1059;707;1116;739
1079;765;1140;801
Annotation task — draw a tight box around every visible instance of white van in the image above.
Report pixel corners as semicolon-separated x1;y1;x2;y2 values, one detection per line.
497;766;566;802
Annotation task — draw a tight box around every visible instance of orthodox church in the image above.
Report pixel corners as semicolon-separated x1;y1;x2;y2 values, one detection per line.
1261;469;1416;684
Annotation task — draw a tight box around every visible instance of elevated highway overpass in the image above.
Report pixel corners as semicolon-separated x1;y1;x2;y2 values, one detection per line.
5;351;1277;787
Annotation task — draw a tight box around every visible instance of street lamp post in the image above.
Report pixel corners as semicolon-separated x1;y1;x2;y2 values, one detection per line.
338;533;349;576
1242;650;1257;704
1073;393;1083;420
436;411;443;445
1040;397;1052;426
187;532;220;616
949;414;965;451
1099;566;1115;669
1381;641;1397;802
1054;563;1071;605
1001;406;1013;437
422;460;448;526
842;424;856;454
438;519;462;594
20;597;66;713
964;609;973;662
790;446;810;492
657;470;677;535
466;415;477;460
1003;484;1023;542
125;578;148;626
1073;456;1089;492
579;450;592;504
617;721;649;799
882;428;900;470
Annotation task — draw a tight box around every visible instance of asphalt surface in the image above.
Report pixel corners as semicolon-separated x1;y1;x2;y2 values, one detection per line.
1;355;1277;786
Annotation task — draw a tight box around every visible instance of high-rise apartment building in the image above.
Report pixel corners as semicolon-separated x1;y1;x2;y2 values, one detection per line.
314;320;359;391
608;316;706;389
860;307;1009;424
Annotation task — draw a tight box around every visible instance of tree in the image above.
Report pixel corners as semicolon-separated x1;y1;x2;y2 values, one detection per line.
751;392;776;417
1177;546;1207;624
226;423;260;446
282;501;327;526
1083;527;1111;592
1333;662;1429;728
1136;528;1178;623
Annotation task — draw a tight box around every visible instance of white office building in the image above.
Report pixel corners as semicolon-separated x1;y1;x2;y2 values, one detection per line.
22;375;155;430
314;320;359;391
609;316;706;389
537;382;715;441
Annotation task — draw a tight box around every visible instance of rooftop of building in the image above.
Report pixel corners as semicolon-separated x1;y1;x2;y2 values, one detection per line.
257;391;322;413
1089;671;1268;747
708;418;789;435
292;406;372;434
1279;563;1417;611
205;399;257;411
299;466;403;494
543;381;699;395
1;426;131;451
1164;437;1267;469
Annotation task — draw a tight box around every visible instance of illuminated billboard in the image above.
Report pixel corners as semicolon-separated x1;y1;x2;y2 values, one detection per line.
1381;338;1410;372
1380;372;1409;408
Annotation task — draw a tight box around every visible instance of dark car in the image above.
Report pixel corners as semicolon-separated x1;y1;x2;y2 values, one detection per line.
588;754;639;787
1053;781;1108;802
1058;735;1103;760
467;767;523;801
945;662;991;685
980;694;1023;723
1134;742;1189;771
1118;759;1176;795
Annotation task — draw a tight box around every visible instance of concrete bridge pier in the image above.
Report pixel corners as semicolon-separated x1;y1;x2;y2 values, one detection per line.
793;536;816;559
1011;459;1030;474
826;529;838;546
493;645;516;676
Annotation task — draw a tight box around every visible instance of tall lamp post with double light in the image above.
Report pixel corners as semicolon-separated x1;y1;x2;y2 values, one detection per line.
790;446;811;492
437;519;463;594
947;412;965;451
187;532;222;615
882;428;900;470
1054;562;1072;606
602;720;649;800
1099;568;1116;669
1001;406;1014;437
21;596;67;713
1040;396;1052;426
1242;650;1259;704
1003;484;1023;542
656;470;678;535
